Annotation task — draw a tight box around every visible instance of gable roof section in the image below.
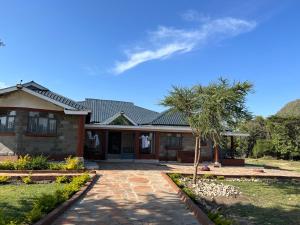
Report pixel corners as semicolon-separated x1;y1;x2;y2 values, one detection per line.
149;109;188;126
78;99;159;125
0;81;88;112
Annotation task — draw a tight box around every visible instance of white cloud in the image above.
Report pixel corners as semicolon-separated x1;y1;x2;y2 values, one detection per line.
0;82;8;89
181;10;210;23
112;14;257;74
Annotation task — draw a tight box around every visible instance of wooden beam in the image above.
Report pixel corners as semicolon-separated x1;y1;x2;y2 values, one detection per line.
76;115;85;157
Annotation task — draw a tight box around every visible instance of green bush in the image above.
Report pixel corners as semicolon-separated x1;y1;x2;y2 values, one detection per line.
182;187;196;201
253;140;274;158
28;155;49;170
208;212;233;225
49;162;64;170
22;175;33;184
64;156;84;170
0;176;10;184
14;155;32;170
0;161;15;170
217;176;225;180
25;173;91;223
55;175;69;184
202;174;215;179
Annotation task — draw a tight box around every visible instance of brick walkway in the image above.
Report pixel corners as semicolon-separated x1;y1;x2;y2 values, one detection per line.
52;163;200;225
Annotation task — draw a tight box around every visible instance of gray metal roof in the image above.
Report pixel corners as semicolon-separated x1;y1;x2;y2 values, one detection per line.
78;98;159;125
23;81;88;111
149;110;188;126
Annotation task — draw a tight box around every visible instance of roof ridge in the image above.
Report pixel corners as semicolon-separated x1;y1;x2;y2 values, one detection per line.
84;98;134;104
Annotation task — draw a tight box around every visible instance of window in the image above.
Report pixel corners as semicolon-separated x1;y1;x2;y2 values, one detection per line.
166;134;182;149
0;110;16;132
27;112;57;135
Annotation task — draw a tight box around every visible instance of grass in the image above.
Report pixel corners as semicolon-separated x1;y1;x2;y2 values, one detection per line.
245;157;300;173
218;179;300;225
0;183;65;222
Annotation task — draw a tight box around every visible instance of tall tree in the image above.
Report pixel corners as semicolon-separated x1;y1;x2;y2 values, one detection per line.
162;78;252;183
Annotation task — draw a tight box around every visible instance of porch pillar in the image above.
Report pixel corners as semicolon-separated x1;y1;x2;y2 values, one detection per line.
134;131;140;159
155;132;160;160
214;145;220;163
76;115;85;158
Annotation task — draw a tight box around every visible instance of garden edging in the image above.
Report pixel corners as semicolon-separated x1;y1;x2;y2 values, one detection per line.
161;172;214;225
33;173;98;225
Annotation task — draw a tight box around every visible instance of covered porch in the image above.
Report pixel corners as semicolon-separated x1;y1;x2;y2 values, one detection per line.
84;128;160;161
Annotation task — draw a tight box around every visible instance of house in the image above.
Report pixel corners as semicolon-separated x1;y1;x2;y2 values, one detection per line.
0;81;213;162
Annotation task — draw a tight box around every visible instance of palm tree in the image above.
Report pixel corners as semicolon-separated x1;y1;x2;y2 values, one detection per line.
161;78;252;184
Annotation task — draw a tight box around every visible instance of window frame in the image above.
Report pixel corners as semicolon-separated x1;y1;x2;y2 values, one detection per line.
0;110;16;133
26;112;58;136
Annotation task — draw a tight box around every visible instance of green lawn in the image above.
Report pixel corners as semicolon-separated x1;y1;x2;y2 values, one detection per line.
219;179;300;225
245;157;300;173
0;183;65;223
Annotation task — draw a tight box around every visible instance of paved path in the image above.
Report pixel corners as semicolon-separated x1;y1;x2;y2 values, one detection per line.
52;163;200;225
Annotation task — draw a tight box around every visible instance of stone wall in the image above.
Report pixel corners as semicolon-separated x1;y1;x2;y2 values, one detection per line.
158;132;213;161
0;109;80;159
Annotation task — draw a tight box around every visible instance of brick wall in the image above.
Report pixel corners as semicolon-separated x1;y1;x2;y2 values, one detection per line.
0;109;80;158
158;133;213;161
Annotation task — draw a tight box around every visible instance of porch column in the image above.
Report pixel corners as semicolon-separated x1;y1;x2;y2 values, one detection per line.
134;131;140;159
76;115;85;158
214;145;219;163
155;132;160;160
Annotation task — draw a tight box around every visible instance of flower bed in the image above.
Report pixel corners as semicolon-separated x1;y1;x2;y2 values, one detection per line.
0;173;92;225
168;173;300;225
0;155;84;171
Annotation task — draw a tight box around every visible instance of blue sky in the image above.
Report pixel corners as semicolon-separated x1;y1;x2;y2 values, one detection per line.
0;0;299;116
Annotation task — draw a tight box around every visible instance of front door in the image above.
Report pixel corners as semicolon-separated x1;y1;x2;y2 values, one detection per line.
108;132;121;155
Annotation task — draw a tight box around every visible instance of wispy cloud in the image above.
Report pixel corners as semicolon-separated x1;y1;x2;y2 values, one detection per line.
0;82;8;89
112;12;257;74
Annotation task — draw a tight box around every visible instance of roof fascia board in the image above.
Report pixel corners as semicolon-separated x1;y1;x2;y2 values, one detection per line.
85;124;192;132
0;86;18;95
64;110;89;115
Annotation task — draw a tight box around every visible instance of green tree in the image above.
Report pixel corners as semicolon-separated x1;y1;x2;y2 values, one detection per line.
267;116;300;159
161;78;252;183
237;116;268;157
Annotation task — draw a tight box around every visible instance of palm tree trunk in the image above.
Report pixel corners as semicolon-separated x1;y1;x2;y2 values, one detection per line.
193;136;201;184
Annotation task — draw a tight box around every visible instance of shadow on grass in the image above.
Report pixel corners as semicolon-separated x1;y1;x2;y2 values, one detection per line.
207;200;300;225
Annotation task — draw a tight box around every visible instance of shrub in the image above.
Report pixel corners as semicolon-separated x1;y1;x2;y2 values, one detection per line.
49;162;64;170
28;155;49;170
25;205;44;223
217;176;225;180
55;175;69;184
26;173;91;223
253;140;274;158
22;175;33;184
208;212;233;225
0;176;10;184
202;174;215;179
64;156;84;170
14;155;32;170
0;161;15;170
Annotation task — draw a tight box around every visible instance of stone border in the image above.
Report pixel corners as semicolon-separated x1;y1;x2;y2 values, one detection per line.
33;173;98;225
175;172;300;180
161;172;214;225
